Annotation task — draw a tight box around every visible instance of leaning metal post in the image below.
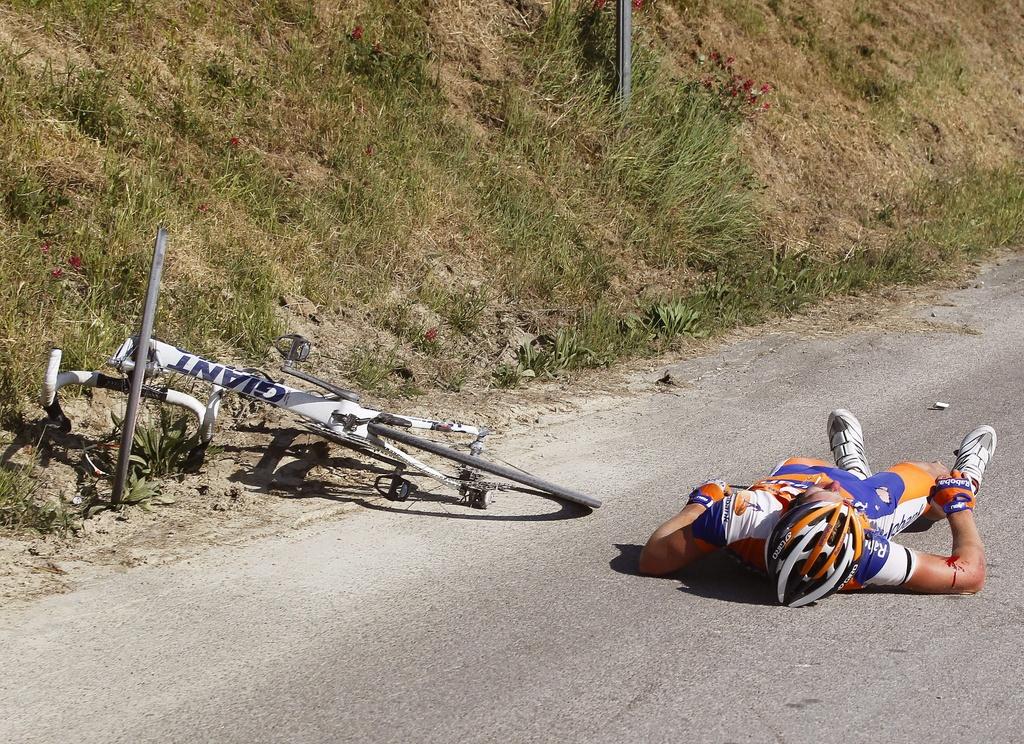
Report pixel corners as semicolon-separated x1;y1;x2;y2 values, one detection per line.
616;0;633;106
111;227;168;505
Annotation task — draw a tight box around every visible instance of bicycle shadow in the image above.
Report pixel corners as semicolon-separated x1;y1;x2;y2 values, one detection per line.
225;428;593;522
9;419;111;476
1;425;36;467
610;544;776;606
26;419;592;522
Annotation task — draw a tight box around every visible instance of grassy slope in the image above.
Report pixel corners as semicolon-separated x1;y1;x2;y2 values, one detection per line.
1;0;1024;527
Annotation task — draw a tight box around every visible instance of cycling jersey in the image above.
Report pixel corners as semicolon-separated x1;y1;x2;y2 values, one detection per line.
688;458;935;590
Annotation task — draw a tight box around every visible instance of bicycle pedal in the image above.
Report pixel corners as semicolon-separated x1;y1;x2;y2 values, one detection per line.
383;476;417;502
274;334;311;363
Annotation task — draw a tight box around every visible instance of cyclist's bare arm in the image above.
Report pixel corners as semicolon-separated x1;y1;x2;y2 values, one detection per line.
638;503;716;575
902;511;985;594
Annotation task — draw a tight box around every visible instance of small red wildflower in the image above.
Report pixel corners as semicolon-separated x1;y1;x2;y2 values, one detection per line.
760;83;773;94
40;241;52;254
632;0;643;9
351;25;364;41
229;136;241;148
365;144;375;157
710;50;721;63
424;327;439;342
50;267;64;279
761;101;772;111
197;203;210;213
725;55;735;67
742;78;754;91
701;76;714;89
68;255;83;271
592;0;608;9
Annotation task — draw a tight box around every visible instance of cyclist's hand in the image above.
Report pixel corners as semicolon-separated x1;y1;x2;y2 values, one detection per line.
929;470;976;516
686;480;731;508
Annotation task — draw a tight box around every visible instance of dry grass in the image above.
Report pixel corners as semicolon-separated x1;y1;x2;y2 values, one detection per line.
0;0;1022;437
651;0;1024;253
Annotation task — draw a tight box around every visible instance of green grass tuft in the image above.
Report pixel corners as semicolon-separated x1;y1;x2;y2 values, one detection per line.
902;167;1024;262
0;462;76;535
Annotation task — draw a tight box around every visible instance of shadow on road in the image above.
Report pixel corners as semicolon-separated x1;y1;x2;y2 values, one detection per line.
899;514;939;534
610;544;776;606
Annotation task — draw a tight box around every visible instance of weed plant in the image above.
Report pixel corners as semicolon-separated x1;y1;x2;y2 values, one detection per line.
76;408;198;516
130;409;202;481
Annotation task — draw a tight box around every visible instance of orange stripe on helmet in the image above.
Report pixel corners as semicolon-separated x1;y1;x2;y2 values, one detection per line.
804;504;845;579
809;505;853;580
850;507;865;561
789;502;835;537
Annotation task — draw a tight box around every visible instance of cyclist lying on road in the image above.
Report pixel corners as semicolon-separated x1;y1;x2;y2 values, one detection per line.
638;410;995;607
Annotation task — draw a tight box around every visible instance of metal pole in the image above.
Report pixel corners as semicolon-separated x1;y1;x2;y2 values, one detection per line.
111;226;168;505
616;0;633;106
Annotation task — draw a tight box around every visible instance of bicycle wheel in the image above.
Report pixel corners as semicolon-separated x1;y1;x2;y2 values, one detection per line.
366;423;601;509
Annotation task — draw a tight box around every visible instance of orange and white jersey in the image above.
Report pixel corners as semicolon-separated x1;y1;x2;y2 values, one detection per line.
691;487;787;571
687;458;935;589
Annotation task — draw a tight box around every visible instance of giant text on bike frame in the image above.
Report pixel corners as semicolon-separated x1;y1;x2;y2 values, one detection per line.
166;353;287;402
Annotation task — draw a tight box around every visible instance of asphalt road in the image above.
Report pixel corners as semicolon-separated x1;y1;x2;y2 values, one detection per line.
3;257;1023;744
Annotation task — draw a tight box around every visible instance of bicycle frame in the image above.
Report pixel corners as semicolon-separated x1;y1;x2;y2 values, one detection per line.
41;336;491;492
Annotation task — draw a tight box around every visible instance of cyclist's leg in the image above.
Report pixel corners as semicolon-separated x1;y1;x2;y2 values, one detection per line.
784;456;831;467
759;458;837;494
893;460;948;480
896;461;947;521
870;461;944;536
770;456;831;474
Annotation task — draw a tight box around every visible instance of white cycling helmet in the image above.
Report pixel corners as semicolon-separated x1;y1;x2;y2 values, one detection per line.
766;499;865;607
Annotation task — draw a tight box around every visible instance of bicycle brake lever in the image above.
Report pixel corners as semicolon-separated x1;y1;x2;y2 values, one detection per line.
274;334;311;363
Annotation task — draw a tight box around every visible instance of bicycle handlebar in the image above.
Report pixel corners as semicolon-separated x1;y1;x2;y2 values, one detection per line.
42;347;216;443
41;348;63;407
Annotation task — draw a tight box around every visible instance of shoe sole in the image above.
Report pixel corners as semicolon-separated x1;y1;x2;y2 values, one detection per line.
828;409;871;477
953;425;997;484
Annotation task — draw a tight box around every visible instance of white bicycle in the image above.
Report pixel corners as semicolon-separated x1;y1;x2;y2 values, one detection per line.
40;334;601;511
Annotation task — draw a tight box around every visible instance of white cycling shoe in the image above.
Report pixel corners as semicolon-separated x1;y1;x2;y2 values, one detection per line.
952;425;997;493
828;409;872;479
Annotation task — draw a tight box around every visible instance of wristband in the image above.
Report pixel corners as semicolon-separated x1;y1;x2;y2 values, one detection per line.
687;480;731;508
930;473;976;515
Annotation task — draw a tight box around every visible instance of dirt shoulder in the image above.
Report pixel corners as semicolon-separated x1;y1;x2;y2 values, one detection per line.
0;267;987;606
